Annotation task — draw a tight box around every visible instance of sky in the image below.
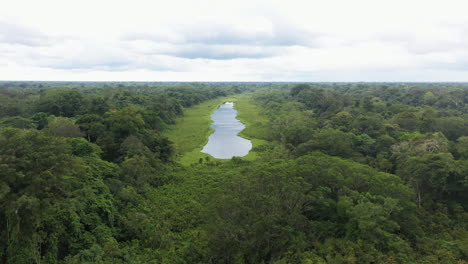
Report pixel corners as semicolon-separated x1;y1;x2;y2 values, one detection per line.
1;0;468;82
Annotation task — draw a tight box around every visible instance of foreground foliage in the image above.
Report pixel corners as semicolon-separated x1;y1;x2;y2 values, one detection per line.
0;82;467;263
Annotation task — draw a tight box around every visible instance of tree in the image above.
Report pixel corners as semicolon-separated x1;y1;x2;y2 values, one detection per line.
0;96;23;118
396;153;457;206
0;116;35;129
329;111;353;131
376;134;396;154
391;112;419;131
137;130;174;162
82;95;109;115
35;89;84;117
270;111;317;146
206;164;309;263
0;128;83;262
362;96;374;112
0;128;122;263
290;86;345;116
105;107;145;139
295;128;356;158
457;136;468;158
76;114;106;142
290;83;311;97
435;116;468;141
45;117;84;137
423;91;437;105
141;110;166;131
31;112;49;130
205;153;418;263
391;132;449;156
419;108;437;133
351;114;384;137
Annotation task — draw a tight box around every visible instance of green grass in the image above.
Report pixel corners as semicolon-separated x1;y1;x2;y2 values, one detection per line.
234;94;270;140
163;94;270;165
232;94;271;161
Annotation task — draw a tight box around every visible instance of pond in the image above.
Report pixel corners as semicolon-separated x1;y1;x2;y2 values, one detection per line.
201;102;252;159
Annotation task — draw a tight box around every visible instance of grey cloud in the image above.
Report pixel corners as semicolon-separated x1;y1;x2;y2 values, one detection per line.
47;59;133;71
420;58;468;71
0;38;185;72
123;37;283;60
40;59;181;72
122;21;322;60
123;20;322;48
120;17;326;60
180;24;316;47
0;21;52;46
159;44;277;60
6;43;135;71
37;51;184;72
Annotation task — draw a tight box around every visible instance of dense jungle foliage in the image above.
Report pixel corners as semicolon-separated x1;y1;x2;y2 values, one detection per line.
0;81;467;263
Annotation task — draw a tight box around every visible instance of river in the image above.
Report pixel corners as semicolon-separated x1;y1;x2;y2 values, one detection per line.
201;102;252;159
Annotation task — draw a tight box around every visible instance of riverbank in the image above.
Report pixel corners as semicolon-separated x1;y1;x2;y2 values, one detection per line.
233;94;270;160
163;93;269;165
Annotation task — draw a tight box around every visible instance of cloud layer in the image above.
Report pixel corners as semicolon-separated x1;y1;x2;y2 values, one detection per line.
1;0;468;81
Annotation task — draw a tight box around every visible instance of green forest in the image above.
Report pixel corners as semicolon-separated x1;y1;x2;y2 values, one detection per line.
0;81;467;264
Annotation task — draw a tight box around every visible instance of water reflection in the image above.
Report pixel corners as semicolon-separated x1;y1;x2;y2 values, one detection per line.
201;102;252;159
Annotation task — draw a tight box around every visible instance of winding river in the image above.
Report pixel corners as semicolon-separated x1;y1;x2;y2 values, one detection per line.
201;102;252;159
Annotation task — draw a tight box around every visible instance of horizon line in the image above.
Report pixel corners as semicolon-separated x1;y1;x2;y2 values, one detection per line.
1;80;468;84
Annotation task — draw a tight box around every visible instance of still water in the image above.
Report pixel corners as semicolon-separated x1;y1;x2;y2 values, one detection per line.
201;102;252;159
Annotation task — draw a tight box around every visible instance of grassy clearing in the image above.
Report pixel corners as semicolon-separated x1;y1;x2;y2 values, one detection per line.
162;97;224;165
234;94;270;140
163;94;270;165
232;94;271;161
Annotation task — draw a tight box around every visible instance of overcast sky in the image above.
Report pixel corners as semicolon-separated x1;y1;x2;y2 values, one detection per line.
1;0;468;82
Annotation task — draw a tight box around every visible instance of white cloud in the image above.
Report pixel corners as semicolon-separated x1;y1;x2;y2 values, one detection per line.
1;0;468;81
